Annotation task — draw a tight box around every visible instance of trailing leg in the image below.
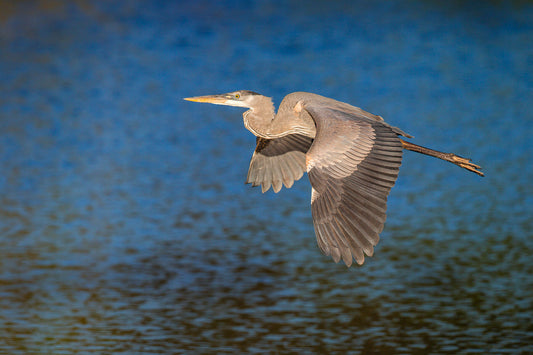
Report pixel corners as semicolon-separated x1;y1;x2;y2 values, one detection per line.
400;139;484;177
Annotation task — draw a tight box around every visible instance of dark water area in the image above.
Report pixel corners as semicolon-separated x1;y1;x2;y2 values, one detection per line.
1;1;532;353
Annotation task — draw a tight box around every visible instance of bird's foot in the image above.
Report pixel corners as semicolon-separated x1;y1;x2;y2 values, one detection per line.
448;154;484;177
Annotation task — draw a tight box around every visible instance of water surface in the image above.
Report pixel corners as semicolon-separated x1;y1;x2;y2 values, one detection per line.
1;1;532;353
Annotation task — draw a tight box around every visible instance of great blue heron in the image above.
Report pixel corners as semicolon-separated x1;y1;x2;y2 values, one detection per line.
184;91;483;267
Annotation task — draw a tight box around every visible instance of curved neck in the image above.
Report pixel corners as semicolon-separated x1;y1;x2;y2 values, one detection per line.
243;96;315;139
242;96;278;138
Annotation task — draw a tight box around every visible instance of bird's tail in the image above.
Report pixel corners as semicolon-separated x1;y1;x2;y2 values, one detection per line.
400;139;484;177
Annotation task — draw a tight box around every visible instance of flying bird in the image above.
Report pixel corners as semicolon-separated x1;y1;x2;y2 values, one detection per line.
184;91;483;267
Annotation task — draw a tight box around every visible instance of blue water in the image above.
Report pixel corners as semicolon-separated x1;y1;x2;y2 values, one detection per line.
1;1;532;353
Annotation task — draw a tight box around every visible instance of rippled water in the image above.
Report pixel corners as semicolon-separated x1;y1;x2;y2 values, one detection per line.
1;1;532;353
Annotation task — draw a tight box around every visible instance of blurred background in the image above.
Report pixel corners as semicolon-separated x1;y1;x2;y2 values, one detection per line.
1;0;532;353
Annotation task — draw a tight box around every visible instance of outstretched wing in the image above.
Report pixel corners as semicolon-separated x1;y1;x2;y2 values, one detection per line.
246;134;313;193
304;104;403;267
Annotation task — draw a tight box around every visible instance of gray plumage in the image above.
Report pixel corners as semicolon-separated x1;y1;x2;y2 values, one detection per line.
185;91;483;267
247;134;312;193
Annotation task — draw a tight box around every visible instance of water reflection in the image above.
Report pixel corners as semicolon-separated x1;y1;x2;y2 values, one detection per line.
1;0;532;353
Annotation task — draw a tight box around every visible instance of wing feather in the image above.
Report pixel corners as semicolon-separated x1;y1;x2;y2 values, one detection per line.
304;104;403;266
246;134;313;193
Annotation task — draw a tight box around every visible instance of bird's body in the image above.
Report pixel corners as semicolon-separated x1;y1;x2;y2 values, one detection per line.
185;91;483;267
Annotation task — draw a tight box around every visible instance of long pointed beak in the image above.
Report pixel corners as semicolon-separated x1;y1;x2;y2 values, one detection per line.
183;95;228;105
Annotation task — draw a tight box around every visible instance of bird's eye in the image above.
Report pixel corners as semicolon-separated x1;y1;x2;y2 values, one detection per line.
235;93;240;99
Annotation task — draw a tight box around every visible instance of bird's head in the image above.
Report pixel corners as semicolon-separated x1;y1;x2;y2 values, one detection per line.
184;90;262;108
